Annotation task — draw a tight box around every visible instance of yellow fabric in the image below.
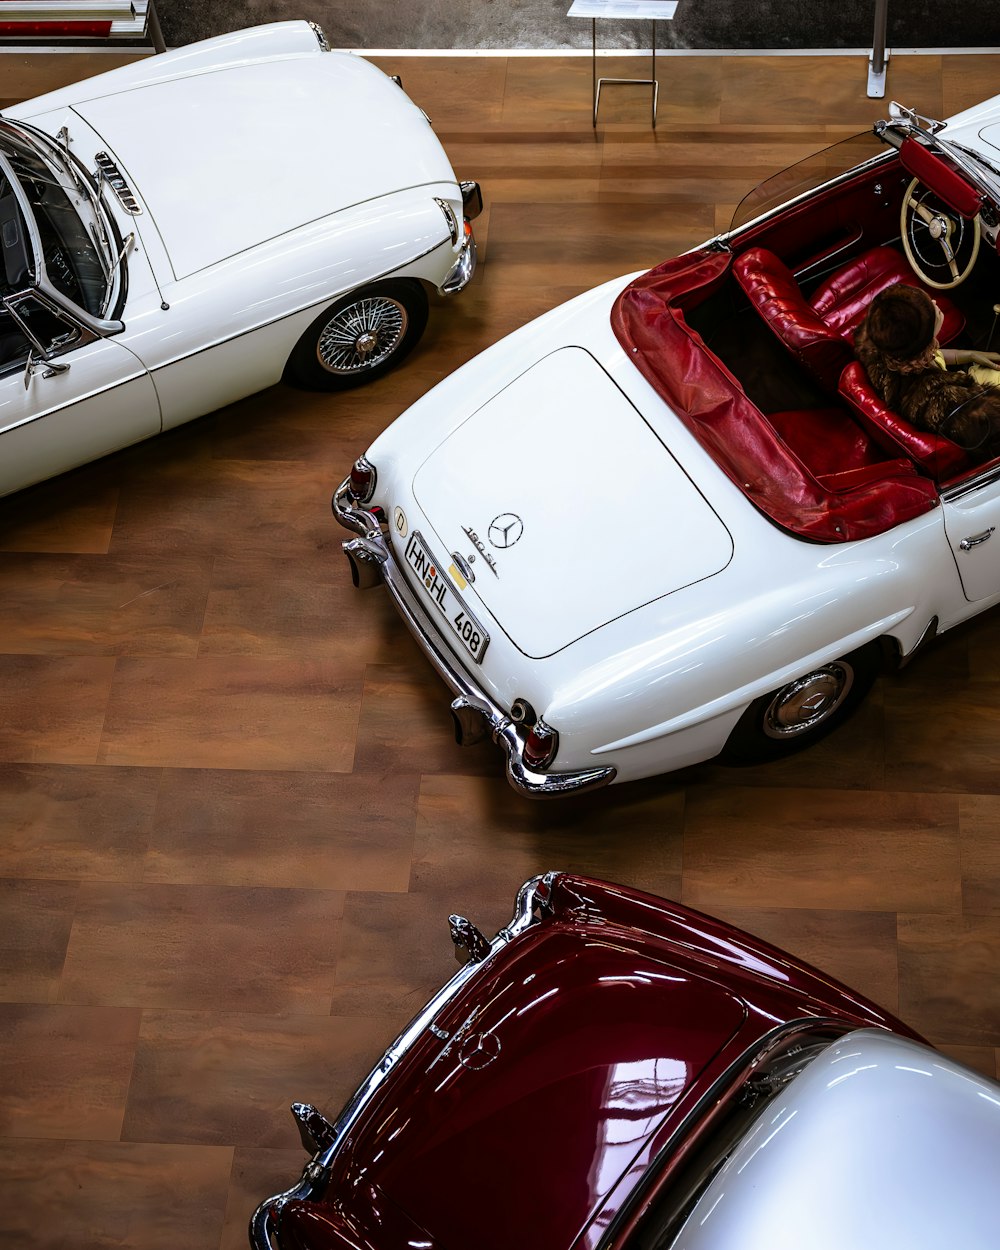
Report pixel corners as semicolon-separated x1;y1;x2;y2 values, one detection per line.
969;362;1000;387
933;348;1000;388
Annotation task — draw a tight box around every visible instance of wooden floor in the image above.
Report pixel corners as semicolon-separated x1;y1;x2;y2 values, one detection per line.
2;51;1000;1249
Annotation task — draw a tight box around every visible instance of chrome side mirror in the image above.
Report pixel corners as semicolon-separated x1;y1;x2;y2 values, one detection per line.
23;349;71;389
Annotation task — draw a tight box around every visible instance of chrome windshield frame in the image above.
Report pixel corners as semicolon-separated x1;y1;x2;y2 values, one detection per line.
0;141;42;279
0;117;126;329
723;100;1000;249
875;101;1000;207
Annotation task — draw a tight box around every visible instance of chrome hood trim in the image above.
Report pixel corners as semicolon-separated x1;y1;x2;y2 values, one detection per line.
249;874;556;1249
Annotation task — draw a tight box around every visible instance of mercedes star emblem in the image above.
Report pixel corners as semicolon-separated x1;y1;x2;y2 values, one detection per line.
487;512;523;549
458;1031;502;1070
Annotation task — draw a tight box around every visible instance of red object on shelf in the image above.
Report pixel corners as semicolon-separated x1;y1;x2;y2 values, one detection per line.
0;21;113;34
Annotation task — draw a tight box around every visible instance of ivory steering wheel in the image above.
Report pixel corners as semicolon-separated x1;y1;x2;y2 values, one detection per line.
900;176;981;289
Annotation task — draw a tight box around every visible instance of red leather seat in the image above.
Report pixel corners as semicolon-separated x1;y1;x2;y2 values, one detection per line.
810;245;965;343
733;246;966;391
838;360;972;481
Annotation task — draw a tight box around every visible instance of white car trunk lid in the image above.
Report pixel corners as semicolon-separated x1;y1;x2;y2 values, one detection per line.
67;56;454;278
412;347;733;658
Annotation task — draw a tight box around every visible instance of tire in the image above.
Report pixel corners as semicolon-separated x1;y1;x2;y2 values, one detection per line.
720;642;881;766
283;279;429;392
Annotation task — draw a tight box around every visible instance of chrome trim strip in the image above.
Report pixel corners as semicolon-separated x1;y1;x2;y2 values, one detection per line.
899;615;937;668
142;236;456;378
0;370;151;433
308;20;331;51
332;479;616;798
941;462;1000;501
248;874;552;1250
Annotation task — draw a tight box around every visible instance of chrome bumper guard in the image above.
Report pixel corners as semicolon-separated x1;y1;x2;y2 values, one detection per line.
440;228;477;294
249;874;555;1250
441;180;481;294
332;479;616;798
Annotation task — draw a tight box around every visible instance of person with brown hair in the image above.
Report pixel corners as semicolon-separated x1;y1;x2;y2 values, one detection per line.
854;283;1000;458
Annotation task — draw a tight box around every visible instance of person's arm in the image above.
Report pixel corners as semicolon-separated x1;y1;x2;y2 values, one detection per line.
940;348;1000;366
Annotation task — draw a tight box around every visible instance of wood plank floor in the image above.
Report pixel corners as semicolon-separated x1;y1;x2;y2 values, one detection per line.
2;51;1000;1250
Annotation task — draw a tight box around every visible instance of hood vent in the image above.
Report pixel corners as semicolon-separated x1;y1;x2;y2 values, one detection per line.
94;152;141;214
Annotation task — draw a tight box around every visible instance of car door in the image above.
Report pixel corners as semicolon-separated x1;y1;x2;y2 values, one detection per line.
941;467;1000;604
0;290;159;497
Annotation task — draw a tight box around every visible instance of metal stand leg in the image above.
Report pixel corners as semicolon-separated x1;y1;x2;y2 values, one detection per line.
593;19;659;129
867;0;889;97
592;18;598;127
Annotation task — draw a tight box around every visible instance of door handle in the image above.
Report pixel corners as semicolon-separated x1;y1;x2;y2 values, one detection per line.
959;526;995;551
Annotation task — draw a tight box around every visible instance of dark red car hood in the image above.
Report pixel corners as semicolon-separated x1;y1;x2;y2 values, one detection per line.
345;922;747;1250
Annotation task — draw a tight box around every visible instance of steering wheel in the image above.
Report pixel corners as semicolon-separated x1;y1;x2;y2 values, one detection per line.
900;176;980;289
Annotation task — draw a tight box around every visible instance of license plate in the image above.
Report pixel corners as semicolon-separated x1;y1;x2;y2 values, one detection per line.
404;531;490;663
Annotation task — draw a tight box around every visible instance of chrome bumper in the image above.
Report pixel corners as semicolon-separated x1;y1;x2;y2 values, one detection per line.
332;478;616;798
440;228;476;294
440;180;482;294
248;874;554;1249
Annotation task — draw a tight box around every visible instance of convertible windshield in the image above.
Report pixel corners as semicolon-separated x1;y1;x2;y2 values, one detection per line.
729;130;888;233
730;106;1000;239
0;120;116;318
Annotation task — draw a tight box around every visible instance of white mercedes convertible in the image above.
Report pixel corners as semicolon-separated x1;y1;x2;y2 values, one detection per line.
0;21;481;498
334;99;1000;797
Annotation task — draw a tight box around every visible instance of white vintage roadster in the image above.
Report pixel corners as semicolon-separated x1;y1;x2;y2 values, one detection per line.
0;21;481;497
334;98;1000;797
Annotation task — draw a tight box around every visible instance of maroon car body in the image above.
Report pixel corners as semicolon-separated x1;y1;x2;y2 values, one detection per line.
250;873;918;1250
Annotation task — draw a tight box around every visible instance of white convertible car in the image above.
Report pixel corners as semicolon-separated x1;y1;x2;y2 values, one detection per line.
0;21;481;498
334;99;1000;797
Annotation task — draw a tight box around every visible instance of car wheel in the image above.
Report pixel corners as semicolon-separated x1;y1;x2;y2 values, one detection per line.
284;279;429;391
720;642;880;765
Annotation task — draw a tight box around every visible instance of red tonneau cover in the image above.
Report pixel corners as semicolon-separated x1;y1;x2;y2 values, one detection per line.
611;249;938;543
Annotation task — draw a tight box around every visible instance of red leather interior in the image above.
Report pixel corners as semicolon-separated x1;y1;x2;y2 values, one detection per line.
732;248;848;390
809;244;966;343
611;249;939;543
899;137;984;219
838;361;972;481
733;245;965;391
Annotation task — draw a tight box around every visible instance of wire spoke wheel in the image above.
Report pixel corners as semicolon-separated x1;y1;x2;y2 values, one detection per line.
284;279;428;392
317;296;408;375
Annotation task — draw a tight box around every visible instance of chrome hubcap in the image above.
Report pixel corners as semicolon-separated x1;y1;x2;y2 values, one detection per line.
762;662;854;739
317;296;407;374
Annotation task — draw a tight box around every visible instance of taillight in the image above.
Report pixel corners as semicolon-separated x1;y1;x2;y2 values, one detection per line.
349;456;377;504
523;719;558;772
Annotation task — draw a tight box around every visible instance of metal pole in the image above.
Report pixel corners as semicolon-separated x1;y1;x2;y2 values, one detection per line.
592;18;598;126
867;0;889;98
